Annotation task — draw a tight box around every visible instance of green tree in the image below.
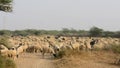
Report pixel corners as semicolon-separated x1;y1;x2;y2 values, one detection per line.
89;26;103;37
62;28;70;35
114;31;120;38
0;30;12;36
13;30;28;36
78;30;88;37
103;31;114;37
0;0;13;12
69;28;77;35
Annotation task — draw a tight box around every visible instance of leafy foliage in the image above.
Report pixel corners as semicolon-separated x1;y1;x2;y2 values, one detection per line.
0;0;13;12
89;26;103;37
0;30;12;36
0;0;12;4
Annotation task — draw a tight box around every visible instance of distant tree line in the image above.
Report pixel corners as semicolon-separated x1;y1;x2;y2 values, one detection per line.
0;27;119;38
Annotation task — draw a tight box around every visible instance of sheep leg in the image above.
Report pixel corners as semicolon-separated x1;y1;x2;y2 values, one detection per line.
42;52;45;58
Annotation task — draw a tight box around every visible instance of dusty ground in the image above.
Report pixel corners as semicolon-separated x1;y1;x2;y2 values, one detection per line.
15;51;120;68
15;53;55;68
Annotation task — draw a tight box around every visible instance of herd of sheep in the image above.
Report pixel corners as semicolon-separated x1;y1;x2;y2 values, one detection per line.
0;35;120;60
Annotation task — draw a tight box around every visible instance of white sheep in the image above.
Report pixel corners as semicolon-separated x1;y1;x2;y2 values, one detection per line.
0;45;18;60
0;45;9;57
40;40;59;58
16;44;24;55
7;47;18;60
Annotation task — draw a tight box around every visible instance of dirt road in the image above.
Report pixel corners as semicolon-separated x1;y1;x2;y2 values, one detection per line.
15;53;55;68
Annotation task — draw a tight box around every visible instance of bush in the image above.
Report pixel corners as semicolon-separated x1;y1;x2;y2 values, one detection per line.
0;56;16;68
0;36;11;48
55;49;82;59
102;44;120;54
55;50;66;59
102;45;112;51
0;30;12;36
93;47;101;51
111;44;120;53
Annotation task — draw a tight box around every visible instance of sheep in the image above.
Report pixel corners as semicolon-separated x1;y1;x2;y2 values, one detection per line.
40;45;55;58
90;39;98;50
79;41;86;50
16;42;30;53
0;44;8;51
84;39;92;51
40;40;60;58
7;47;18;60
16;43;24;56
20;42;29;52
58;40;73;50
0;45;9;57
27;45;42;53
0;45;18;60
70;41;80;51
59;44;73;51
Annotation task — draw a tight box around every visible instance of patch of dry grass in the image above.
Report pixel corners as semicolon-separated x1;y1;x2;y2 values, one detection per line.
0;55;16;68
54;50;120;68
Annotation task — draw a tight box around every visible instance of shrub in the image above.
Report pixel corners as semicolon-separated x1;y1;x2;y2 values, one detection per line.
0;55;16;68
102;44;120;54
55;50;66;59
101;45;112;51
111;44;120;53
93;47;101;51
5;59;16;68
55;49;82;59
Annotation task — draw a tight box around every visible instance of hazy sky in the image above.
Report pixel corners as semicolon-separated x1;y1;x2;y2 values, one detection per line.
0;0;120;31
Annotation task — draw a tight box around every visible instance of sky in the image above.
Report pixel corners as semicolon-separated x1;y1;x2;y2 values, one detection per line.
0;0;120;31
